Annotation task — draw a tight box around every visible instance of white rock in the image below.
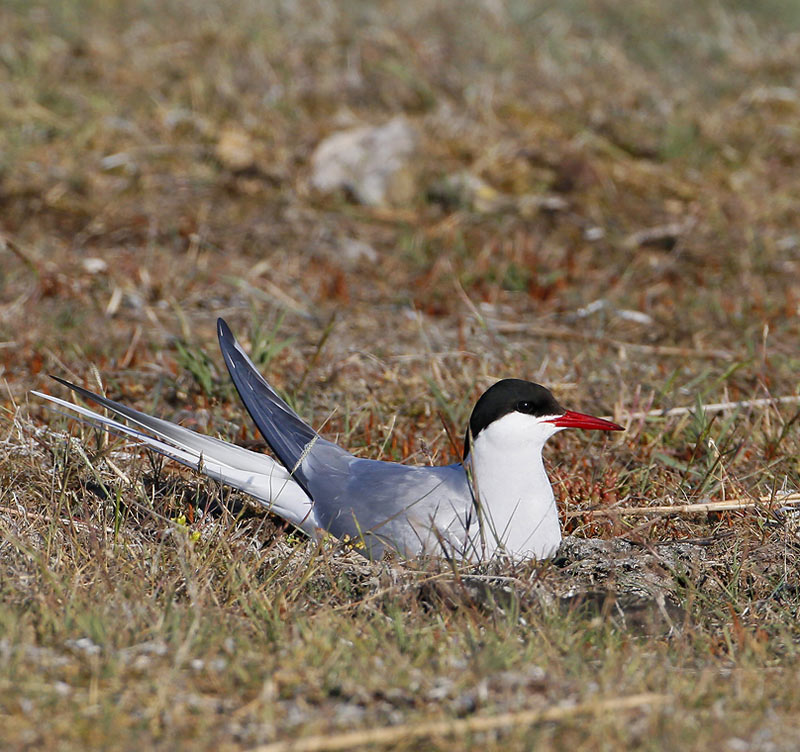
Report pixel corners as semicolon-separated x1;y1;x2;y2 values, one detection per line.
339;237;378;263
82;257;108;274
310;117;417;206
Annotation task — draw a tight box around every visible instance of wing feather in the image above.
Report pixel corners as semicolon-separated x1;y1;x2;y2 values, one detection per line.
217;318;349;497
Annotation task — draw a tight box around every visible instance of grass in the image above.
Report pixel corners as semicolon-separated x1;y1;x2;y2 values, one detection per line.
2;0;800;748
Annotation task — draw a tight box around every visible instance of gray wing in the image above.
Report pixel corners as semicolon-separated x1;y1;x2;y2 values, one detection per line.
218;319;476;558
217;318;350;497
308;457;476;559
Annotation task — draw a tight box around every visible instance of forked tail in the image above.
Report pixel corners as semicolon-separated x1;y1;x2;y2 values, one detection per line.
33;378;316;534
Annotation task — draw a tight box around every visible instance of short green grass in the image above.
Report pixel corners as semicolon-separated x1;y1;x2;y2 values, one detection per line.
2;0;800;749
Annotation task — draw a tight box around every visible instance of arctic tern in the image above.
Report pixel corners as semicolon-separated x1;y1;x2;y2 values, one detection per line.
35;319;623;561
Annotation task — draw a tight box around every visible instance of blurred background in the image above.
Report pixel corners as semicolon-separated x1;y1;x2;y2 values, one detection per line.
2;0;800;486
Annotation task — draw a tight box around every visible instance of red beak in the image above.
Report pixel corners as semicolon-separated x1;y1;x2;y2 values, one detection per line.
546;410;623;431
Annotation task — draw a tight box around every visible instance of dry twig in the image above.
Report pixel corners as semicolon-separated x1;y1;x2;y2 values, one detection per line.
566;492;800;519
620;395;800;421
489;321;733;360
248;693;668;752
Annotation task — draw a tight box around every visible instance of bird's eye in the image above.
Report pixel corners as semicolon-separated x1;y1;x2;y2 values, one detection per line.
516;401;535;413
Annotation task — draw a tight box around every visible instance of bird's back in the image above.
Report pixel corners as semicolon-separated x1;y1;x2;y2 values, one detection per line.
304;451;474;559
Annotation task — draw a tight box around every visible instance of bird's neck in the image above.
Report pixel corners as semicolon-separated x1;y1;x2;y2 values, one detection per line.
466;432;562;560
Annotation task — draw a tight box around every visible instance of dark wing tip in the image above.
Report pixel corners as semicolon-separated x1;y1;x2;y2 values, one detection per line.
217;317;233;342
46;374;105;409
50;374;78;391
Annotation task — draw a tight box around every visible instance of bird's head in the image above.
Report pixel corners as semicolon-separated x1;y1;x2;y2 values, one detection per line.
464;379;623;459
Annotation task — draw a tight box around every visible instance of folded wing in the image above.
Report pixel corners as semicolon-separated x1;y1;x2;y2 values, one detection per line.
217;318;350;497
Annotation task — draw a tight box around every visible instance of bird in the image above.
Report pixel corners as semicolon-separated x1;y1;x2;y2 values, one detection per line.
34;318;623;562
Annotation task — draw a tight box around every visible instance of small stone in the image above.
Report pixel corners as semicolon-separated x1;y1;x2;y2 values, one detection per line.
82;257;108;275
340;237;378;263
216;126;255;170
310;117;418;206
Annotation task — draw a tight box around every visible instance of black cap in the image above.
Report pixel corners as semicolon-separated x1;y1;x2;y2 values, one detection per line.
464;379;564;457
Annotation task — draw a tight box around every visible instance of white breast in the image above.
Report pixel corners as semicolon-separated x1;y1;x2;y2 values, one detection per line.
467;412;563;560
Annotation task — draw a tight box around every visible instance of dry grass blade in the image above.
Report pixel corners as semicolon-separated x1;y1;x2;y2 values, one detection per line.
249;693;669;752
621;396;800;421
566;493;800;518
1;506;116;534
489;322;734;360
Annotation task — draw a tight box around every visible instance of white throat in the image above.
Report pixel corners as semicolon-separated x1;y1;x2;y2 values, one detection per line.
466;412;562;560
